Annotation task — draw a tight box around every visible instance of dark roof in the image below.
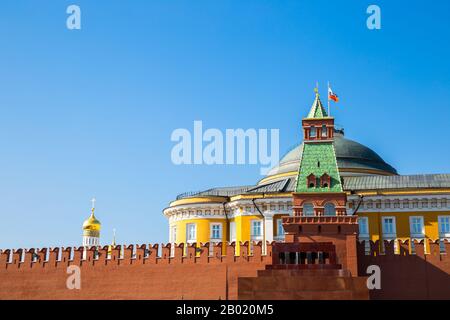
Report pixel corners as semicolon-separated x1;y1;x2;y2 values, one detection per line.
176;174;450;200
334;135;398;174
343;174;450;191
176;186;253;200
246;178;295;194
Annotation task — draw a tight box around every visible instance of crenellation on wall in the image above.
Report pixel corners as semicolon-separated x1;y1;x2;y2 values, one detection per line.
47;247;60;266
357;239;440;257
197;242;210;263
147;244;158;264
212;242;222;259
96;247;108;265
357;239;450;258
71;246;83;265
240;241;250;260
226;242;236;262
13;249;23;265
0;240;448;299
123;244;134;263
172;243;183;263
84;247;95;264
135;244;147;263
62;247;71;264
0;241;273;271
24;248;36;266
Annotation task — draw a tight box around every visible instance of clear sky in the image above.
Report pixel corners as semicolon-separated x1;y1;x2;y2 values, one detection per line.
1;0;449;249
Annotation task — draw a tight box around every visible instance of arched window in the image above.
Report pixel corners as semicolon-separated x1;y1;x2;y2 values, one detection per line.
310;126;317;138
324;203;336;216
321;125;328;138
303;203;314;216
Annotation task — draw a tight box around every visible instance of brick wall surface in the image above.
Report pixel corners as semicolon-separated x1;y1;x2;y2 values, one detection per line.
0;242;270;300
1;240;450;300
357;239;450;299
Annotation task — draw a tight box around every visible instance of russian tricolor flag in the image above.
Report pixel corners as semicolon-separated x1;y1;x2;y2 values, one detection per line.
328;87;339;103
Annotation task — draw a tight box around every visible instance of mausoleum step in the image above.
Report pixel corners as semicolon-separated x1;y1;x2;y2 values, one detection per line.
258;268;351;277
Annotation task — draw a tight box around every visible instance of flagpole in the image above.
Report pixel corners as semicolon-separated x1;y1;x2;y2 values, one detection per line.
327;81;331;116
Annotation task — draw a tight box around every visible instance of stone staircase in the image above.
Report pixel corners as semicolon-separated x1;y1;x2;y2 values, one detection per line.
238;267;369;300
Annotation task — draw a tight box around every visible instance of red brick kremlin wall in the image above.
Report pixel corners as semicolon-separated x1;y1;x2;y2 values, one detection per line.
1;240;450;300
357;239;450;299
0;242;271;300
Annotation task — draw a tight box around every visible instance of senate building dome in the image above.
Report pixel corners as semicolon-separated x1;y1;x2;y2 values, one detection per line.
260;128;397;185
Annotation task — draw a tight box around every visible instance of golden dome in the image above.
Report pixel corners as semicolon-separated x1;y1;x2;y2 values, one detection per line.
83;208;101;237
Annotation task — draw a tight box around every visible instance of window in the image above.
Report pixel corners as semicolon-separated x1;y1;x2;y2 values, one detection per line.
324;203;336;216
229;221;236;242
358;217;369;237
321;125;327;138
310;126;317;138
438;216;448;252
409;216;424;238
439;216;450;237
303;203;314;216
381;217;398;253
357;217;370;254
276;219;285;237
186;223;196;243
320;173;330;188
210;223;222;240
251;220;262;240
307;174;316;188
382;217;396;238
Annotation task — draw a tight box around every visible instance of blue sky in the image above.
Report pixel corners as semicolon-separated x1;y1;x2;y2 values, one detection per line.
1;0;449;249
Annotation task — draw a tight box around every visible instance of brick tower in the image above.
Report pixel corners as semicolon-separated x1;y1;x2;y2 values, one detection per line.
238;89;368;300
283;88;359;275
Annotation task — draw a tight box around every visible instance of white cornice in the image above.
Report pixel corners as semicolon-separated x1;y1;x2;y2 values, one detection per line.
347;194;450;213
165;193;450;221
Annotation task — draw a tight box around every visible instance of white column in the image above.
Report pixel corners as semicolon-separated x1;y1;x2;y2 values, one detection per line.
264;216;274;243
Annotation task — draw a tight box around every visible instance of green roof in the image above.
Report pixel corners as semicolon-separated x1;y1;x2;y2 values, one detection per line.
295;143;343;192
306;94;328;118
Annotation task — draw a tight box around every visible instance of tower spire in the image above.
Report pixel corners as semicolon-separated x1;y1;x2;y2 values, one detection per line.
307;91;328;119
91;197;96;215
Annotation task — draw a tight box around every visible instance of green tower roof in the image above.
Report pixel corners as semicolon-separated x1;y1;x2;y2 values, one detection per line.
295;93;342;193
295;143;343;192
306;94;328;119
